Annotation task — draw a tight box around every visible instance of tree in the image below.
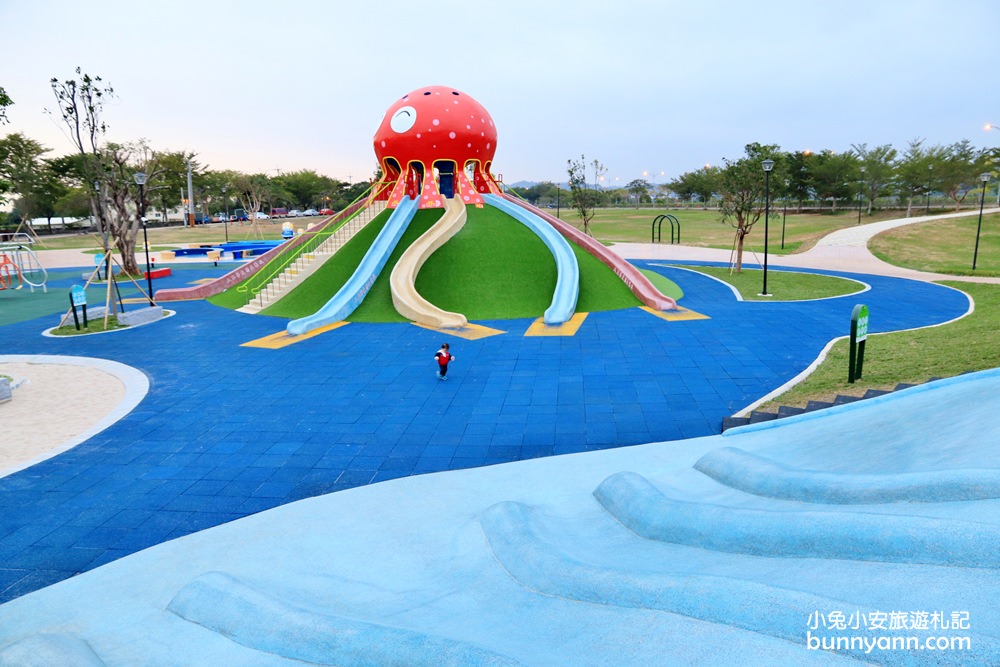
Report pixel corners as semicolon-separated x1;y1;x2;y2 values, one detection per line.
46;153;97;224
48;68;114;246
272;170;339;209
852;143;897;216
232;173;271;239
667;166;720;204
895;139;934;217
809;150;855;212
626;179;650;208
0;85;11;125
719;143;781;272
147;151;196;223
98;140;166;275
785;151;814;213
937;140;994;211
33;159;71;233
514;181;560;206
0;132;50;239
567;155;602;236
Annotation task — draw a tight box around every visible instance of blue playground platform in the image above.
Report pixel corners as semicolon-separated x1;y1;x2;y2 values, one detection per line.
0;258;971;608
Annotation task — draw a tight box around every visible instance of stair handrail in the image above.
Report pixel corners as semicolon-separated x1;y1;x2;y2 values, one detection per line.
236;183;392;305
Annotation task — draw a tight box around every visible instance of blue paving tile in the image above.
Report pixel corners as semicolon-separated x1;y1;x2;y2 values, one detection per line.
0;261;973;604
336;470;377;485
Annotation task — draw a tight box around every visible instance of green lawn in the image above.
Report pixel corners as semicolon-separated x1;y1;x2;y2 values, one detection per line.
759;281;999;410
673;265;864;301
554;206;908;254
868;211;1000;276
252;204;643;322
755;210;1000;406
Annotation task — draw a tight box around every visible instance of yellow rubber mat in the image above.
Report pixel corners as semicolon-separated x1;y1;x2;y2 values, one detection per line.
241;322;349;349
412;322;506;340
524;312;588;337
640;305;710;322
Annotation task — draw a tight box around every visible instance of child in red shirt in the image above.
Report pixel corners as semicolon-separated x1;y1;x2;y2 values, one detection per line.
435;343;455;380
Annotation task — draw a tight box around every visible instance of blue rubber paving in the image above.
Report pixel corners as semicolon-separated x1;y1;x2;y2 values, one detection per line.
0;260;971;603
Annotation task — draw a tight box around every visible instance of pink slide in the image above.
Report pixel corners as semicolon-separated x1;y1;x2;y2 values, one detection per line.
500;194;677;311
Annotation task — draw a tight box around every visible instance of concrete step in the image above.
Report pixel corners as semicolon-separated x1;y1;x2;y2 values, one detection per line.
748;410;778;424
833;395;862;405
721;416;750;431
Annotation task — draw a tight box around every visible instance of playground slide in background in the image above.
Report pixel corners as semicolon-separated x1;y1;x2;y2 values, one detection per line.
483;194;579;325
286;196;420;336
389;196;468;329
500;193;677;312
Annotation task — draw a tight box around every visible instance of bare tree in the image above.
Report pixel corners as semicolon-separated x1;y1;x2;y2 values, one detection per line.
48;68;114;247
233;173;271;239
567;155;602;237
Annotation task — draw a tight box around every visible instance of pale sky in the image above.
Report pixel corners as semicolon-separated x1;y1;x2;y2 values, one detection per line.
3;0;998;186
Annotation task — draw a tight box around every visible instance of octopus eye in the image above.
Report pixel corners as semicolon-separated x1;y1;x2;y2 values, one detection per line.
390;106;417;133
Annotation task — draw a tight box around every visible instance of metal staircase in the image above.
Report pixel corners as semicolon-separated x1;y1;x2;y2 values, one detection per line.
237;200;386;314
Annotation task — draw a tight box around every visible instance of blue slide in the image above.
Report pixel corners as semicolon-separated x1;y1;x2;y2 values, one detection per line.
483;194;579;325
286;196;420;335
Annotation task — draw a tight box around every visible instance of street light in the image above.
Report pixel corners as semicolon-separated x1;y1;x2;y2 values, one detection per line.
973;173;991;270
133;172;154;305
761;159;775;296
857;166;866;225
986;125;999;205
221;186;229;243
781;178;788;249
925;164;933;214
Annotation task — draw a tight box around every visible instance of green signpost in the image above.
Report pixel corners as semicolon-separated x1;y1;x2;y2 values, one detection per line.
849;304;869;383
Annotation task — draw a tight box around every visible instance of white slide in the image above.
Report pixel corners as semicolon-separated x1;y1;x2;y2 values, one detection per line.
389;197;468;328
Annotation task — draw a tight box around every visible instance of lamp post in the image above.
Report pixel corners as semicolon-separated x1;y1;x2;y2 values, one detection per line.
857;166;866;225
925;164;933;214
761;159;775;296
973;173;991;270
781;178;788;249
221;186;229;243
133;172;154;305
987;124;999;205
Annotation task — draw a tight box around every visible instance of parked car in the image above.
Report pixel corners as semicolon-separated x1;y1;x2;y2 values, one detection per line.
288;209;303;217
302;208;319;217
233;209;249;222
270;207;288;218
319;208;335;216
193;212;211;224
254;212;270;219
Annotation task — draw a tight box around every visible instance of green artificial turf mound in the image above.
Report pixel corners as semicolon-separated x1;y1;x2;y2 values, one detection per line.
232;203;645;322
